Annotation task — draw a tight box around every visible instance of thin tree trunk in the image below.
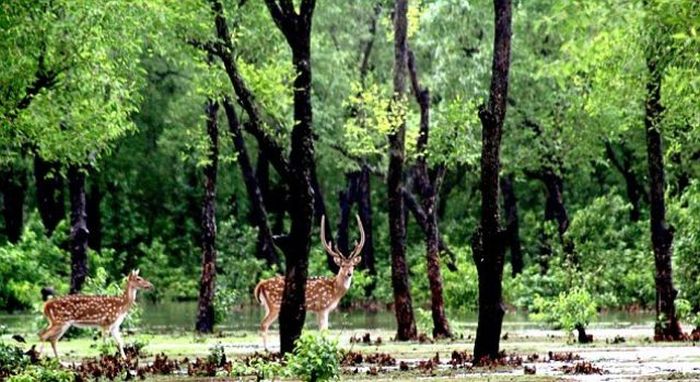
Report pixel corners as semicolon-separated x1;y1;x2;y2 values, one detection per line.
86;177;102;251
407;48;451;338
0;166;27;243
223;98;280;267
336;172;359;255
645;58;683;340
357;166;376;281
34;155;65;234
500;174;523;276
310;165;337;272
68;165;89;294
196;98;219;333
388;0;417;341
605;142;644;222
472;0;512;362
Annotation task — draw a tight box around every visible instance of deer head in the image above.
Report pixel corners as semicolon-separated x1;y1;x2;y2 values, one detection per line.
320;214;365;288
127;269;154;290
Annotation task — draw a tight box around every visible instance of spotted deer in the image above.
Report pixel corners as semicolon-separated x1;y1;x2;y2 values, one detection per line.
38;270;153;359
254;215;365;348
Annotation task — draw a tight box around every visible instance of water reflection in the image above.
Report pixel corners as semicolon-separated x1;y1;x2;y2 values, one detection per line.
0;301;655;333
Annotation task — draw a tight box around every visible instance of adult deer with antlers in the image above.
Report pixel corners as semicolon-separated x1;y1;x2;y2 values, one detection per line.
38;270;153;359
254;215;365;348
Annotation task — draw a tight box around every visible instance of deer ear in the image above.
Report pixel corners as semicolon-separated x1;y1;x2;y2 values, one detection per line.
333;255;344;267
350;256;362;267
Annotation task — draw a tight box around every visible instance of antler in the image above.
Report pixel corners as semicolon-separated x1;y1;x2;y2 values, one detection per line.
349;214;365;258
320;215;342;257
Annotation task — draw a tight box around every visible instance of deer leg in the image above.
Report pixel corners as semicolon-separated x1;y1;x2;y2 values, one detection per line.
318;310;330;331
110;327;126;359
260;309;279;350
40;322;69;359
51;324;70;359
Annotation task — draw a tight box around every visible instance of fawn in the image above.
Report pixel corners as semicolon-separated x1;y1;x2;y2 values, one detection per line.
38;270;153;359
253;215;365;348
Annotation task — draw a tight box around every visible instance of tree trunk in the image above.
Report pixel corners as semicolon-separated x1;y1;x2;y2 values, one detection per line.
575;324;593;344
310;165;338;273
278;43;316;354
406;48;451;338
645;59;683;340
68;165;89;294
86;177;102;251
423;187;451;338
336;172;359;255
196;98;219;333
604;142;644;222
500;174;523;276
223;98;280;267
472;0;512;362
257;150;287;236
534;167;574;266
260;0;318;353
357;166;377;282
387;0;417;342
0;166;27;243
34;155;65;234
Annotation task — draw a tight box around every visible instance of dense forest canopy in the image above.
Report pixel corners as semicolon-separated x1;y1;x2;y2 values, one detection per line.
1;0;699;359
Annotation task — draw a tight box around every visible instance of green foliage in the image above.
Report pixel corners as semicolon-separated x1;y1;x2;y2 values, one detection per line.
0;342;30;378
6;360;74;382
285;333;341;382
530;286;598;341
0;215;69;311
671;181;700;314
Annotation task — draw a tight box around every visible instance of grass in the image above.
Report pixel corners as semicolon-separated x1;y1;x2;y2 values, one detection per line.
3;317;700;381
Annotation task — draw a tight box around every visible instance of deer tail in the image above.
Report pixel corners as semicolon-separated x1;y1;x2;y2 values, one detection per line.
253;281;265;304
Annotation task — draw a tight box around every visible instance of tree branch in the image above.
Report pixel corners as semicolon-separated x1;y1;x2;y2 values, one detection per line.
402;188;458;271
208;0;290;179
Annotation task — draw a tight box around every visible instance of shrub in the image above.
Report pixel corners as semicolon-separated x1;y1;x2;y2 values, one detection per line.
0;342;30;379
286;333;341;382
670;181;700;317
531;286;597;343
7;360;75;382
0;214;70;311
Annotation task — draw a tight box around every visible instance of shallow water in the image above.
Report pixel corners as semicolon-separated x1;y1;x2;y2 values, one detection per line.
0;301;656;333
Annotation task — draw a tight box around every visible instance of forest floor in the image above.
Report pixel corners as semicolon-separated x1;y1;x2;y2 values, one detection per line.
3;324;700;381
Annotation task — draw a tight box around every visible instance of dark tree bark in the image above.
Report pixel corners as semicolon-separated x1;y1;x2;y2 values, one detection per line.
1;166;27;243
68;165;89;294
541;168;573;255
437;168;466;220
310;165;338;273
500;174;523;276
196;98;220;333
86;177;102;251
388;0;417;341
402;189;457;271
605;142;644;221
208;0;317;353
222;98;280;267
575;324;593;344
406;48;451;338
645;58;683;340
472;0;512;362
257;151;288;236
262;0;318;354
336;172;359;255
34;155;65;234
356;166;377;289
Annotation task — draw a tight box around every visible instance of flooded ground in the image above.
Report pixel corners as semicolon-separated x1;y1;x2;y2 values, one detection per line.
2;302;698;381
